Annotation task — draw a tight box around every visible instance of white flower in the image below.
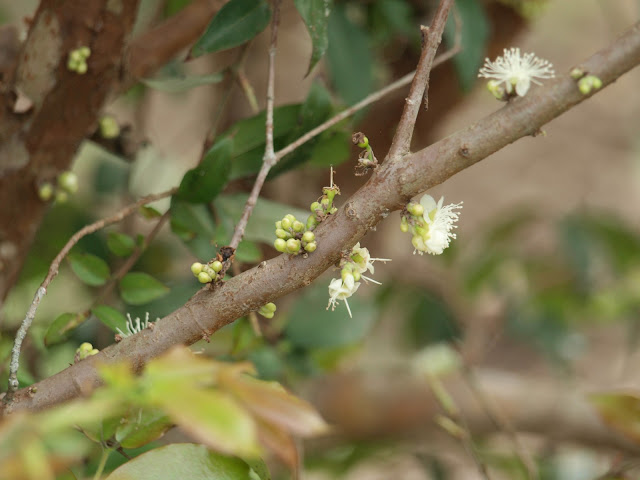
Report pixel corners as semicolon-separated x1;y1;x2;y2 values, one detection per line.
414;194;463;255
117;312;156;337
327;274;360;318
478;47;554;97
350;242;391;284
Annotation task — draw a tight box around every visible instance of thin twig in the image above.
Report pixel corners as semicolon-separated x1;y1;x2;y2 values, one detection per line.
228;0;281;250
6;188;177;395
387;0;455;161
233;42;260;114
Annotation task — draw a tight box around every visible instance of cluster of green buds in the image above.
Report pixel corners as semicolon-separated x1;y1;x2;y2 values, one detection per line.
99;115;120;139
74;342;99;363
258;302;277;319
274;214;317;255
67;46;91;74
38;170;79;203
352;132;378;176
191;259;223;284
570;68;603;95
307;182;340;230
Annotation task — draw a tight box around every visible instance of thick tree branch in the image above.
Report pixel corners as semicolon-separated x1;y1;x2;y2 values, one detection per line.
3;21;640;415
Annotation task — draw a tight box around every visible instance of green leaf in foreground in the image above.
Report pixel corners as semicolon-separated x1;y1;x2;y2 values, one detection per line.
294;0;331;75
119;272;169;306
92;305;128;333
44;312;87;346
141;72;224;93
177;137;233;203
107;232;136;257
68;253;110;286
105;444;255;480
191;0;272;56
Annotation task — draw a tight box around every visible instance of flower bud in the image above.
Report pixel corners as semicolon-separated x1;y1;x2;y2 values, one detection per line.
274;238;287;252
264;302;277;313
281;217;292;230
38;183;54;201
353;270;361;282
58;171;79;194
320;197;330;207
589;75;602;90
304;241;317;253
79;46;91;58
275;220;282;229
99;115;120;139
284;214;296;223
292;220;304;232
203;265;216;277
211;260;223;273
307;215;318;230
55;190;69;203
570;67;584;79
275;228;289;239
407;202;424;217
302;231;315;243
286;238;301;253
310;201;321;212
191;262;203;276
198;272;213;283
76;62;88;74
578;77;592;95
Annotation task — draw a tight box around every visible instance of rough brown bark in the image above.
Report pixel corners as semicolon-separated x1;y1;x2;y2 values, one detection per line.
3;21;640;415
0;1;140;302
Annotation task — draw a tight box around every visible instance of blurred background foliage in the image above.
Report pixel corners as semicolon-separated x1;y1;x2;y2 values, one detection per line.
1;0;640;479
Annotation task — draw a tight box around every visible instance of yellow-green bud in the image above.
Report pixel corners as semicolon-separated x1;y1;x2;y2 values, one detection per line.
211;260;223;273
275;228;289;239
578;77;592;95
58;171;79;194
307;215;318;230
357;137;369;148
400;222;409;233
55;190;69;203
99;115;120;139
281;217;292;230
407;202;424;217
570;67;584;79
353;270;361;282
302;231;315;243
274;238;287;252
284;214;296;223
304;241;317;253
275;220;282;229
76;342;99;361
198;272;213;283
310;201;321;212
292;220;304;232
286;238;301;253
191;262;203;275
70;50;84;63
589;75;602;89
38;183;54;201
76;62;88;75
320;198;330;207
79;46;91;58
264;302;276;313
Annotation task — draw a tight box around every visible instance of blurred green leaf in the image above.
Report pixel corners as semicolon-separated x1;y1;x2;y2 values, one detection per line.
106;444;256;480
68;253;110;286
191;0;272;56
371;0;416;40
443;0;489;91
590;392;640;444
269;82;334;177
177;137;233;203
139;205;162;219
308;129;351;167
163;0;192;17
44;312;87;346
115;409;173;449
119;273;169;306
294;0;331;74
236;240;262;263
327;5;373;105
407;291;460;347
142;72;224;93
215;194;309;245
285;281;377;348
170;198;217;259
92;305;128;333
107;232;136;257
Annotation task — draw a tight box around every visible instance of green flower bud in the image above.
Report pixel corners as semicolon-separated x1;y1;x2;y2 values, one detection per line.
275;228;289;239
353;270;361;282
76;61;88;75
400;222;409;233
570;67;584;79
329;207;337;214
310;201;321;212
284;214;296;223
320;197;330;207
99;115;120;139
292;220;304;232
75;342;99;361
357;137;369;148
58;171;79;194
306;215;318;230
38;183;54;201
341;267;354;282
407;202;424;217
191;262;203;276
302;231;315;243
274;238;287;252
589;75;602;89
304;241;317;253
578;77;592;95
79;46;91;58
264;302;276;313
70;49;84;63
281;217;292;230
55;190;69;203
198;271;213;283
211;260;223;273
286;238;301;253
67;57;79;71
261;311;274;319
275;220;282;229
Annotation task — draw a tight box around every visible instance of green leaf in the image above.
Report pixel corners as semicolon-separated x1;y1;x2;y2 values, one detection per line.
269;82;334;177
215;194;309;245
119;273;169;306
191;0;272;56
142;72;224;93
285;282;377;348
107;232;136;257
105;444;255;480
139;205;162;219
177;137;233;203
236;240;262;263
308;129;351;167
44;312;87;346
68;253;110;286
294;0;331;75
170;198;218;259
443;0;489;91
92;305;128;333
115;408;173;449
327;5;373;105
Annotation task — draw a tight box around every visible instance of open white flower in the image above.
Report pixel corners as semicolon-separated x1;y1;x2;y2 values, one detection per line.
413;194;463;255
350;242;391;284
327;274;360;318
478;47;554;97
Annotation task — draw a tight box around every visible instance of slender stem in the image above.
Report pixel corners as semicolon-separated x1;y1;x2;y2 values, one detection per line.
387;0;455;161
228;0;281;250
6;188;176;395
93;447;111;480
